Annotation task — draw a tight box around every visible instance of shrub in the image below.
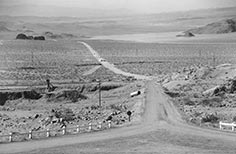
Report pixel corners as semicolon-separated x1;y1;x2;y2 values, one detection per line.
183;97;195;106
201;114;219;123
201;97;222;107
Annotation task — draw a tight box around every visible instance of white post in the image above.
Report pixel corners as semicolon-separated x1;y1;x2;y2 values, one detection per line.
9;132;12;142
88;123;92;131
98;122;102;129
46;129;50;137
62;126;66;135
28;130;32;139
76;125;80;133
108;121;111;128
232;126;235;131
219;121;222;130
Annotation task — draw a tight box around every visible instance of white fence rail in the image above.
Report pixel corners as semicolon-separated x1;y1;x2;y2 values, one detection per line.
219;121;236;131
0;121;111;143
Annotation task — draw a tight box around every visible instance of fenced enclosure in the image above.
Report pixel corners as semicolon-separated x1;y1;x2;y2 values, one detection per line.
0;121;111;143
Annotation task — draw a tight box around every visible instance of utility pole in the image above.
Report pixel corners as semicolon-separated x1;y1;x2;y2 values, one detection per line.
98;80;101;107
212;52;216;68
31;51;34;68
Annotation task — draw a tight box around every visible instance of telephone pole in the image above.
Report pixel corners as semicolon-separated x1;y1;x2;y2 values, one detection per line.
98;80;101;107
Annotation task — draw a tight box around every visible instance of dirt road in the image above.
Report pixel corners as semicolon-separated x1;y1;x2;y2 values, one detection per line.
1;42;236;153
79;41;152;80
1;81;236;154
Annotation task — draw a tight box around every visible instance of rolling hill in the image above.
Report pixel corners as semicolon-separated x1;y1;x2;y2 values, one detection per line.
186;18;236;34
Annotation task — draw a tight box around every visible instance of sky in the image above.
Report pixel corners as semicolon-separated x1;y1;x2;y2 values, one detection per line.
0;0;236;16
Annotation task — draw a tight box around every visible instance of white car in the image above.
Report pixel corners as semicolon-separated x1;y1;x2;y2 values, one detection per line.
99;59;106;62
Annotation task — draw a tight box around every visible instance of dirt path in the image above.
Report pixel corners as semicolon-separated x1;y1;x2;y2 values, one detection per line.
82;65;101;76
79;41;153;80
0;81;159;153
2;81;236;154
2;42;236;153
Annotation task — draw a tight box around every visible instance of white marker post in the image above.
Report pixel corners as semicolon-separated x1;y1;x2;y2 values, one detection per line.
76;125;80;133
108;121;111;128
9;132;12;142
46;129;50;137
88;123;92;132
62;126;66;135
28;130;32;139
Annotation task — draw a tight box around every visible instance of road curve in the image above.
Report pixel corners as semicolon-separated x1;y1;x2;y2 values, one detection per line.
79;41;152;80
0;81;167;153
1;42;236;153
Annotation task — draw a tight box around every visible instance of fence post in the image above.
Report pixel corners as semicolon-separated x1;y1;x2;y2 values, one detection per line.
46;129;50;137
98;122;102;129
108;121;111;128
76;125;80;133
28;130;32;139
62;126;66;135
232;126;235;131
88;123;92;132
219;122;222;130
9;132;12;142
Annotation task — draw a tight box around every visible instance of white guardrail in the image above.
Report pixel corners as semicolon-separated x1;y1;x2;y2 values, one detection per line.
219;121;236;131
0;121;111;143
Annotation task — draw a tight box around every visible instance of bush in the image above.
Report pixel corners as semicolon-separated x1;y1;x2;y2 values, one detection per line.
201;97;222;107
233;116;236;122
201;114;219;123
53;108;75;121
110;104;123;111
183;97;195;106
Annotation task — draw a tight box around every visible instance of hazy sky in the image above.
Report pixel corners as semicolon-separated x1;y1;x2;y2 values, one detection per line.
1;0;236;14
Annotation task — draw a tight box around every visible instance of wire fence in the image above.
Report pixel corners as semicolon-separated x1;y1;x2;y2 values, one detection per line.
0;121;111;143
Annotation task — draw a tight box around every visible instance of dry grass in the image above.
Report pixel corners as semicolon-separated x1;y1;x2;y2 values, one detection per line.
86;40;236;75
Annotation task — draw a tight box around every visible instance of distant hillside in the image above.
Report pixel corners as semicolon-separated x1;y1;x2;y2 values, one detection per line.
0;25;11;32
0;7;236;36
186;18;236;34
44;32;78;39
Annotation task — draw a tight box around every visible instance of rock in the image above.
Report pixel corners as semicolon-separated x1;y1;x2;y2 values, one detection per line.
34;36;45;40
176;32;195;37
106;115;112;121
16;33;29;40
34;114;40;119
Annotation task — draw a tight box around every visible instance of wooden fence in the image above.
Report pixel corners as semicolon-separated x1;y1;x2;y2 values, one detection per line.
219;121;236;131
0;121;111;143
